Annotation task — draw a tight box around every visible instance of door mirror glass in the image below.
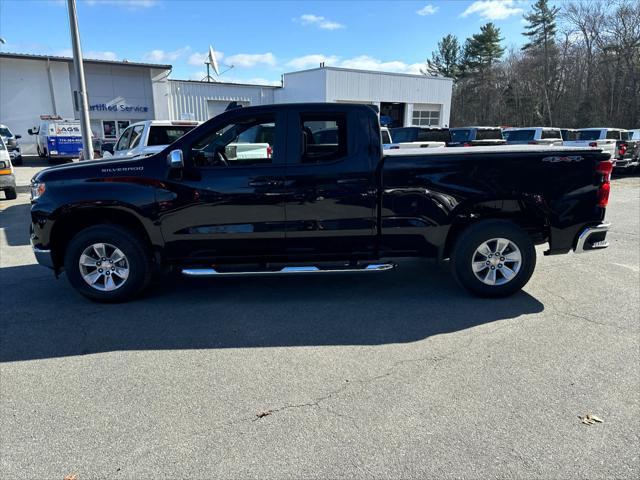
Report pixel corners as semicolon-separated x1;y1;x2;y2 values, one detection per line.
15;134;22;139
168;149;183;169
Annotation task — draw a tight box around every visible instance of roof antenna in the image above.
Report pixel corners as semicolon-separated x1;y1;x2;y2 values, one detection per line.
203;45;234;82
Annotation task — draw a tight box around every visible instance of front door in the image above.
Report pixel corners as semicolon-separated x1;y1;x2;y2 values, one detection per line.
159;111;287;262
283;110;377;258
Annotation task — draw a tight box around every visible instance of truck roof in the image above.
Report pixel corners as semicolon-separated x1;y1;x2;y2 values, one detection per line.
385;145;599;157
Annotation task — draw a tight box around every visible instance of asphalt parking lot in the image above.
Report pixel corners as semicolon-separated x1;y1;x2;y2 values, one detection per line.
1;158;639;479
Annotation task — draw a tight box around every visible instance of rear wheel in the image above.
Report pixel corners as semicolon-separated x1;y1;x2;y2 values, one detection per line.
64;224;153;302
451;220;536;297
4;188;17;200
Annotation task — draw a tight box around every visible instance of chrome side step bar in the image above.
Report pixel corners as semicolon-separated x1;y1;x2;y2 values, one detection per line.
182;263;396;277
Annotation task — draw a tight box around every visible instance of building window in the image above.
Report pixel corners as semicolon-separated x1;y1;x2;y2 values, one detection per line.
412;106;440;127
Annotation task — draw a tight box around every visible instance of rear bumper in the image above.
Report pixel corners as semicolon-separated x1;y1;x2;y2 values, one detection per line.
574;223;610;253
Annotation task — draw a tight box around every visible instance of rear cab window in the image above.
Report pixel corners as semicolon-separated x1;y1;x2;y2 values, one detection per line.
541;129;561;139
417;129;450;142
450;129;471;143
390;128;417;143
577;130;603;141
476;129;502;140
504;130;535;141
606;130;621;140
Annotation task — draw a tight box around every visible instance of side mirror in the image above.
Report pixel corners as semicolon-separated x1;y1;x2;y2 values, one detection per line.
15;135;21;139
27;129;34;135
167;149;183;169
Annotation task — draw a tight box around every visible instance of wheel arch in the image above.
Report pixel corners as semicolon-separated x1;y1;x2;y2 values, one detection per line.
49;206;163;270
441;199;549;259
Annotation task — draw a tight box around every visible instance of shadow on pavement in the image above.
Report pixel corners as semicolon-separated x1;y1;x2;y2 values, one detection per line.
0;260;544;362
0;203;31;246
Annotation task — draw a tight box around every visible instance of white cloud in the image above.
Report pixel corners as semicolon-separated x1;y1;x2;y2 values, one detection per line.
225;52;276;68
286;54;339;70
84;0;158;8
286;53;422;75
461;1;523;20
143;46;190;63
416;4;439;16
85;50;119;60
295;13;345;30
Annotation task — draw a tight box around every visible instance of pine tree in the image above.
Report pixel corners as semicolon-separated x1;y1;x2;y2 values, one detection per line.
461;23;505;73
522;0;560;52
423;34;461;80
522;0;560;125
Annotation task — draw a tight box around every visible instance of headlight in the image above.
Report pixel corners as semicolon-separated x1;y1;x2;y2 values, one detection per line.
31;182;46;201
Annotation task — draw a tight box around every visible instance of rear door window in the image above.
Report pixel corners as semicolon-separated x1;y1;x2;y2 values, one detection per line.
148;126;195;146
606;130;621;140
299;114;348;163
541;129;561;139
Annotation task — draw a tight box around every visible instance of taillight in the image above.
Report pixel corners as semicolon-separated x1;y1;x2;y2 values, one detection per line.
528;140;537;145
596;160;613;208
463;142;472;147
618;143;627;157
589;142;598;147
266;146;273;158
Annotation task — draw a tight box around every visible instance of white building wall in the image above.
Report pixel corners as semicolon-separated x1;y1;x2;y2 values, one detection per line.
0;57;74;154
275;69;327;103
168;80;278;121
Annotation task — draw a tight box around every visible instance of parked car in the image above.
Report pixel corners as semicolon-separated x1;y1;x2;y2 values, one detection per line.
502;127;563;146
105;120;200;160
0;124;23;165
615;130;640;171
390;127;450;149
564;128;637;171
28;116;84;163
448;127;506;147
561;128;578;142
30;103;612;302
0;136;17;200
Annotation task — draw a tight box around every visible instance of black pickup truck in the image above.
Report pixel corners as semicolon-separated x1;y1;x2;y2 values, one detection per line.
30;103;612;302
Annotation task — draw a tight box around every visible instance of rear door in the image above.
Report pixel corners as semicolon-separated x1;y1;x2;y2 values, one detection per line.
283;109;377;258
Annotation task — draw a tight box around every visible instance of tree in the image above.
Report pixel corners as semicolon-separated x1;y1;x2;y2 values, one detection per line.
522;0;560;124
422;34;460;80
461;23;505;73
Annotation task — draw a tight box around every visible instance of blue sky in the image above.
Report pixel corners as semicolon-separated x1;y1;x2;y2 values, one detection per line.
1;0;537;84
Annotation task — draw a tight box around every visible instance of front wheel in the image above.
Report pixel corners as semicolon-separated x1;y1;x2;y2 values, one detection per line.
4;188;17;200
451;220;536;298
64;224;153;302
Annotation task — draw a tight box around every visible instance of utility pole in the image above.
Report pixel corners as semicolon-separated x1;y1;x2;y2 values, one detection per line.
67;0;93;161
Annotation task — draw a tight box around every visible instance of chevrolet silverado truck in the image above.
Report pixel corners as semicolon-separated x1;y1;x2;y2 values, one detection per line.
30;103;612;302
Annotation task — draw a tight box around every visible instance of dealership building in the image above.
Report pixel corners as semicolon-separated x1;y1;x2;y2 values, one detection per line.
0;52;453;154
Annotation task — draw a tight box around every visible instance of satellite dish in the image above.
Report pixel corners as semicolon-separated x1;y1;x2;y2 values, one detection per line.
208;45;220;76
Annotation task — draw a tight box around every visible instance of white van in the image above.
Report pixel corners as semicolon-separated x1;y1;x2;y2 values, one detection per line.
28;116;84;162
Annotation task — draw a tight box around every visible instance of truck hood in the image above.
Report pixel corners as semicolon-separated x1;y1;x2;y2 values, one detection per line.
32;156;150;184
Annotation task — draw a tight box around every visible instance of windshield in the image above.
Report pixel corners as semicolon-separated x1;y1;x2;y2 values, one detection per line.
0;127;11;138
147;125;195;146
0;137;5;150
450;129;471;142
503;130;535;141
576;130;602;141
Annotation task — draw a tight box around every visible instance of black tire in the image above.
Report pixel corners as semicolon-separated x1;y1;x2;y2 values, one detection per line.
37;146;44;158
64;224;153;303
13;155;23;166
4;188;17;200
451;220;536;298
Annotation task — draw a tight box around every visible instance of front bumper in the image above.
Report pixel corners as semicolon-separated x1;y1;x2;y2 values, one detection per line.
614;159;639;169
33;247;54;269
574;223;610;253
0;173;16;189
